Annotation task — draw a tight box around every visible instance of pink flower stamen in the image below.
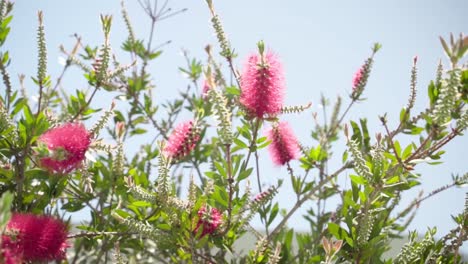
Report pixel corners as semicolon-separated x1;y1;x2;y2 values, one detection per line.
1;213;68;262
38;123;91;174
266;122;300;166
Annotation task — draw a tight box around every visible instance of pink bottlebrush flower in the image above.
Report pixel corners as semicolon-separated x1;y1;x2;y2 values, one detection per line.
194;207;222;237
352;66;364;93
266;122;300;166
163;120;200;160
240;51;285;119
38;123;91;174
1;213;68;262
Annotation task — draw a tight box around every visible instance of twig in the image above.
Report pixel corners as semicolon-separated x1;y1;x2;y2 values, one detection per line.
226;144;234;231
0;58;12;111
269;162;351;239
404;129;434;162
395;181;458;220
327;100;355;138
381;117;404;167
241;119;261;172
68;231;137;239
71;86;99;121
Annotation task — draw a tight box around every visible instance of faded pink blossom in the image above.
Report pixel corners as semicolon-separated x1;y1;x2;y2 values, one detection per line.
253;192;265;202
240;51;285;118
1;213;68;262
194;207;222;237
38;123;91;174
266;122;300;166
202;79;212;99
352;66;364;92
164;120;200;159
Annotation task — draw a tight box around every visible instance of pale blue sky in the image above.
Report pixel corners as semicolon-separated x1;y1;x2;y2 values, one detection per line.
5;0;467;246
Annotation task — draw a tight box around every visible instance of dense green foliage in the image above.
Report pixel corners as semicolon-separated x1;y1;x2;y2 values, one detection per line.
0;1;467;263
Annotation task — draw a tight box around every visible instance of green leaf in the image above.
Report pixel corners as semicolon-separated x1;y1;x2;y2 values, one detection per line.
439;36;451;57
428;80;439;106
402;144;413;160
350;175;367;185
0;192;13;228
148;50;162;60
225;86;240;96
23;104;34;126
61;201;85;212
130;128;147;136
328;222;349;240
267;202;279;226
342;150;349;163
233;138;248;149
399;108;408;123
393;140;401;157
131;201;152;207
360;118;370;151
212;186;228;207
214;161;226;177
237;167;253;181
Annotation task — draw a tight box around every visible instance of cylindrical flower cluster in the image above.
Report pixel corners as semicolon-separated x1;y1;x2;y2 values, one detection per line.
1;213;68;263
352;66;364;92
37;122;91;174
194;206;222;237
351;56;374;100
240;51;285;119
163;120;200;160
266;122;300;166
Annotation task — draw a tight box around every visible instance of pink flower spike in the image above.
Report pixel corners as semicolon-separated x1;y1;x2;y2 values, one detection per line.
240;50;285;119
1;213;68;262
38;123;91;174
194;207;222;237
266;122;300;166
163;120;200;160
352;66;364;93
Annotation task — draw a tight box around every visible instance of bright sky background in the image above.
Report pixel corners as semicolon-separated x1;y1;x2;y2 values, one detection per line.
5;0;467;250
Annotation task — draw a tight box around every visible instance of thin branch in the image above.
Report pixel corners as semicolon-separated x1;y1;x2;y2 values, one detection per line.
68;231;137;239
71;86;99;121
226;144;234;231
0;58;12;111
381;117;404;167
327;99;355;139
269;162;351;239
395;181;458;220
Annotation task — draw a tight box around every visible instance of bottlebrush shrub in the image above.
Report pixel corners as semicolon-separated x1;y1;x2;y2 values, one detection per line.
0;0;467;263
